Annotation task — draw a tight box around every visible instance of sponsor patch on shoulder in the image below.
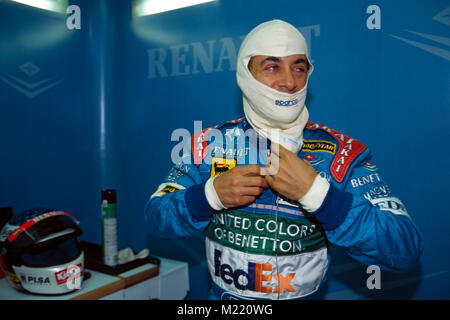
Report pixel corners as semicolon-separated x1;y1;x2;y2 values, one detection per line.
362;161;378;172
306;122;367;183
302;140;336;154
210;157;236;178
151;183;185;198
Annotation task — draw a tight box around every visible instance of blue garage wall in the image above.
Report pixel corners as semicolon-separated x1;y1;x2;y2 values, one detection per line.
0;0;449;299
0;0;102;241
121;0;450;299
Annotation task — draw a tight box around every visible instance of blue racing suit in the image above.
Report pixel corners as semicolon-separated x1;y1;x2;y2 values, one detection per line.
145;117;423;300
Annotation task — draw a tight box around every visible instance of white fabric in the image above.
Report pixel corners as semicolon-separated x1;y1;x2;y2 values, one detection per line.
205;238;329;300
237;19;314;153
205;176;227;210
118;248;150;264
298;175;330;212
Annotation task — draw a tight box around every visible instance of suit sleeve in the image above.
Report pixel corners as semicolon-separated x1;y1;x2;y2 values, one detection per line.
144;144;214;239
309;149;424;273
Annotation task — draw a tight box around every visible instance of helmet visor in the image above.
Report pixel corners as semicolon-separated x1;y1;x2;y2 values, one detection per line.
20;237;82;268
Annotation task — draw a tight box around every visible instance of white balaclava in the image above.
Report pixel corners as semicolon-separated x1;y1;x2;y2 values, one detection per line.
237;19;314;153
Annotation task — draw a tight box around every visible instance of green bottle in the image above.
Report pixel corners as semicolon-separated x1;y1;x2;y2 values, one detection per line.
101;189;118;266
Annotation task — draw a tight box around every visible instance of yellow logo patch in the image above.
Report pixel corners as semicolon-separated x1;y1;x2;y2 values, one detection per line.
210;157;237;178
151;183;185;198
302;140;336;154
159;184;182;195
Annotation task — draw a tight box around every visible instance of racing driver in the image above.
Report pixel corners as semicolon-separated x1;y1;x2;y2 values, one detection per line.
145;19;423;300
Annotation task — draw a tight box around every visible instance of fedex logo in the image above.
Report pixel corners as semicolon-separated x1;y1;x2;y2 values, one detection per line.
214;249;296;294
55;264;82;285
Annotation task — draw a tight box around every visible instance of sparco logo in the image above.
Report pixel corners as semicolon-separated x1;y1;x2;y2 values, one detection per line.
275;98;298;107
55;264;82;285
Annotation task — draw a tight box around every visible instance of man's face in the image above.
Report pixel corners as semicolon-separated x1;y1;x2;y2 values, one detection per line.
248;54;309;94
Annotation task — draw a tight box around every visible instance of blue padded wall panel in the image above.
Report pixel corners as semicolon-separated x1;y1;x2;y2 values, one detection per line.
0;0;449;299
0;0;101;243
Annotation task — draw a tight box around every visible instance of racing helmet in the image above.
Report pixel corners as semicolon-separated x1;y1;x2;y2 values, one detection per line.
0;207;84;295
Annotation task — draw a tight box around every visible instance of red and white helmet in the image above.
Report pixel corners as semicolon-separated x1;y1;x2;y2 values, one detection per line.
0;207;84;295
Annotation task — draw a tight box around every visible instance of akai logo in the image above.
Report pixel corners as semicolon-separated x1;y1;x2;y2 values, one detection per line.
55;264;82;285
214;249;296;294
